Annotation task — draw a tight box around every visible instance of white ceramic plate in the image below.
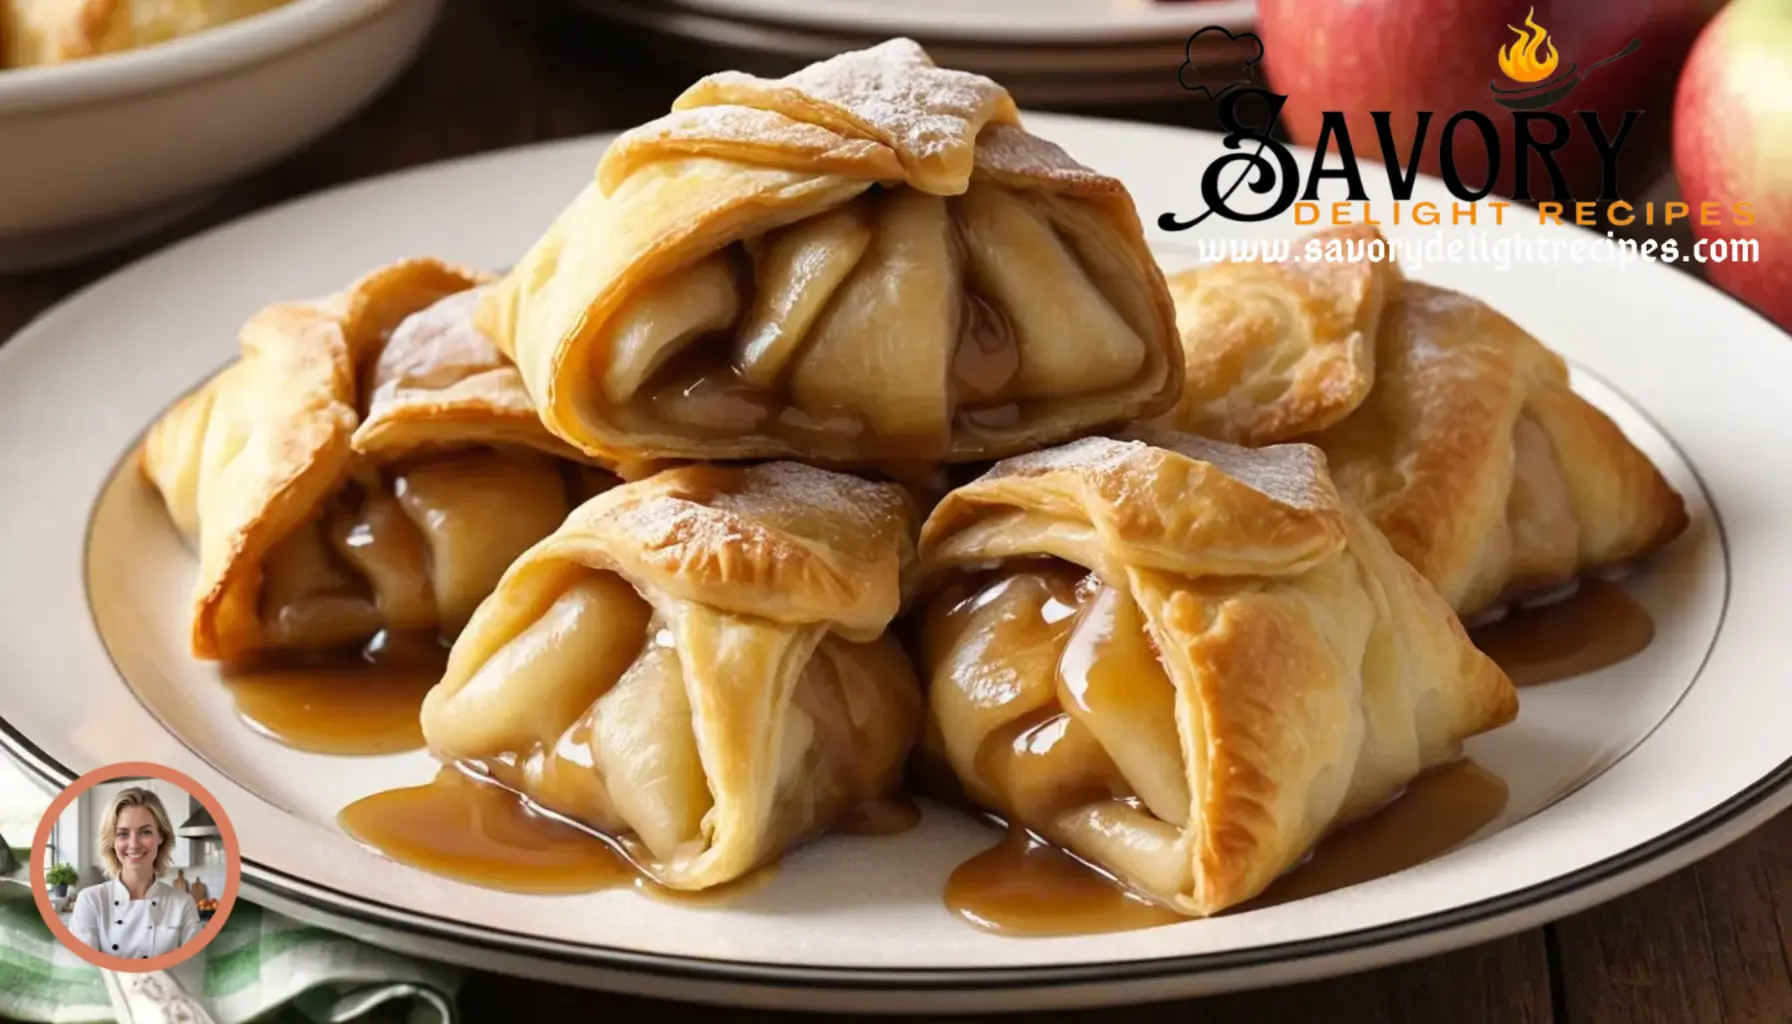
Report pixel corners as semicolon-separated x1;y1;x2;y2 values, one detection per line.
0;114;1786;1015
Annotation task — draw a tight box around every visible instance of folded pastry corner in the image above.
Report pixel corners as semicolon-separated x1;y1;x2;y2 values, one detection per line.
1319;281;1689;613
350;284;662;482
139;258;620;661
1156;227;1689;616
918;431;1517;916
419;461;924;890
1160;224;1400;446
476;38;1181;468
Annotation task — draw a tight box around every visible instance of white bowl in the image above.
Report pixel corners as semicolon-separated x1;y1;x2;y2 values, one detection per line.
0;0;442;272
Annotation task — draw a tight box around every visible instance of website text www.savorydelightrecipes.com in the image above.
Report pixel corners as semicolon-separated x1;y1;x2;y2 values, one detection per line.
1185;230;1762;273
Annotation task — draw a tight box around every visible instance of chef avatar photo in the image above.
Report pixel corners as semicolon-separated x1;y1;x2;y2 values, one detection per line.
70;786;203;959
34;763;237;970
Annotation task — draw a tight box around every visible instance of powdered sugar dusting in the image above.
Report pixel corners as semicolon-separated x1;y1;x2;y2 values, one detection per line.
1159;433;1334;509
987;435;1140;481
731;461;910;530
989;432;1335;511
595;461;912;626
601;106;896;191
675;38;1016;192
619;496;745;556
787;39;1011;166
622;106;833;152
973;122;1118;195
610;462;908;555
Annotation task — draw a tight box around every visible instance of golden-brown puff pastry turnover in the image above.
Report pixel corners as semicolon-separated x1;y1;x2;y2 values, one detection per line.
1156;227;1688;616
419;462;923;891
1165;226;1399;446
476;38;1182;468
918;433;1517;917
1;0;291;67
139;258;620;662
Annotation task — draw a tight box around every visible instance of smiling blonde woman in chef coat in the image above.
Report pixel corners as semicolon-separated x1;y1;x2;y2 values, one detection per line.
68;787;202;961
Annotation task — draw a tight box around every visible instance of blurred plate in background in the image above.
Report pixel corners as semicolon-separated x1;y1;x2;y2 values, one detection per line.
658;0;1253;42
566;0;1257;106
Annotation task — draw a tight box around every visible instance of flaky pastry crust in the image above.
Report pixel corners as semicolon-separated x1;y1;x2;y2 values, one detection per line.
477;38;1182;468
919;432;1516;916
140;258;616;659
1155;227;1688;615
421;462;922;889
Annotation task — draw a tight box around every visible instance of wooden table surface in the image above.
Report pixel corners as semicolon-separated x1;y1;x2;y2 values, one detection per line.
2;4;1780;1021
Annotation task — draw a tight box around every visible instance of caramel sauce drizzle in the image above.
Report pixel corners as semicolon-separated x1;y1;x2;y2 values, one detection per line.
945;759;1508;936
1469;578;1655;687
619;232;1028;458
1240;759;1509;910
337;764;788;904
233;453;599;757
338;764;633;894
932;563;1522;936
945;825;1185;936
295;556;1638;934
222;630;445;756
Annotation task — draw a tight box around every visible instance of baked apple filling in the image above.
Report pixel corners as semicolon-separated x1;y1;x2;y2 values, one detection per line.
422;563;917;886
257;449;576;650
922;561;1190;890
586;182;1163;460
915;434;1521;915
415;461;922;890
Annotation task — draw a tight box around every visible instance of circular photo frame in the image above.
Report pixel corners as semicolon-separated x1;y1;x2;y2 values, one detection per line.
30;761;240;973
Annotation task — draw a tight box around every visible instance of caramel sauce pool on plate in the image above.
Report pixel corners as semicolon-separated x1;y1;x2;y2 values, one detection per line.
306;570;1634;931
338;765;632;894
221;630;445;756
342;753;1504;933
1470;578;1655;687
1243;760;1510;910
338;765;914;903
945;760;1509;937
946;826;1186;935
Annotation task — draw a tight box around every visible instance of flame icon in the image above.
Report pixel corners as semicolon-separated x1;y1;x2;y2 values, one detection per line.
1488;11;1637;111
1498;8;1560;84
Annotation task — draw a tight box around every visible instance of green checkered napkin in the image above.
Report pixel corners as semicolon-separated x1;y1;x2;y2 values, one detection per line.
0;881;461;1024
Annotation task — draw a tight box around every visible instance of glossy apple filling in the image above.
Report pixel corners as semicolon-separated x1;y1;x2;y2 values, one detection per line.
257;448;585;651
924;560;1194;837
601;183;1161;457
421;566;912;871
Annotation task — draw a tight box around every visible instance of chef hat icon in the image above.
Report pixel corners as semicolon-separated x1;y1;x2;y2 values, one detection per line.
1179;25;1266;102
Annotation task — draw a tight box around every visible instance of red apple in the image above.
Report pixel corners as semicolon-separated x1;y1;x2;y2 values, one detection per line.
1257;0;1720;205
1673;0;1792;332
